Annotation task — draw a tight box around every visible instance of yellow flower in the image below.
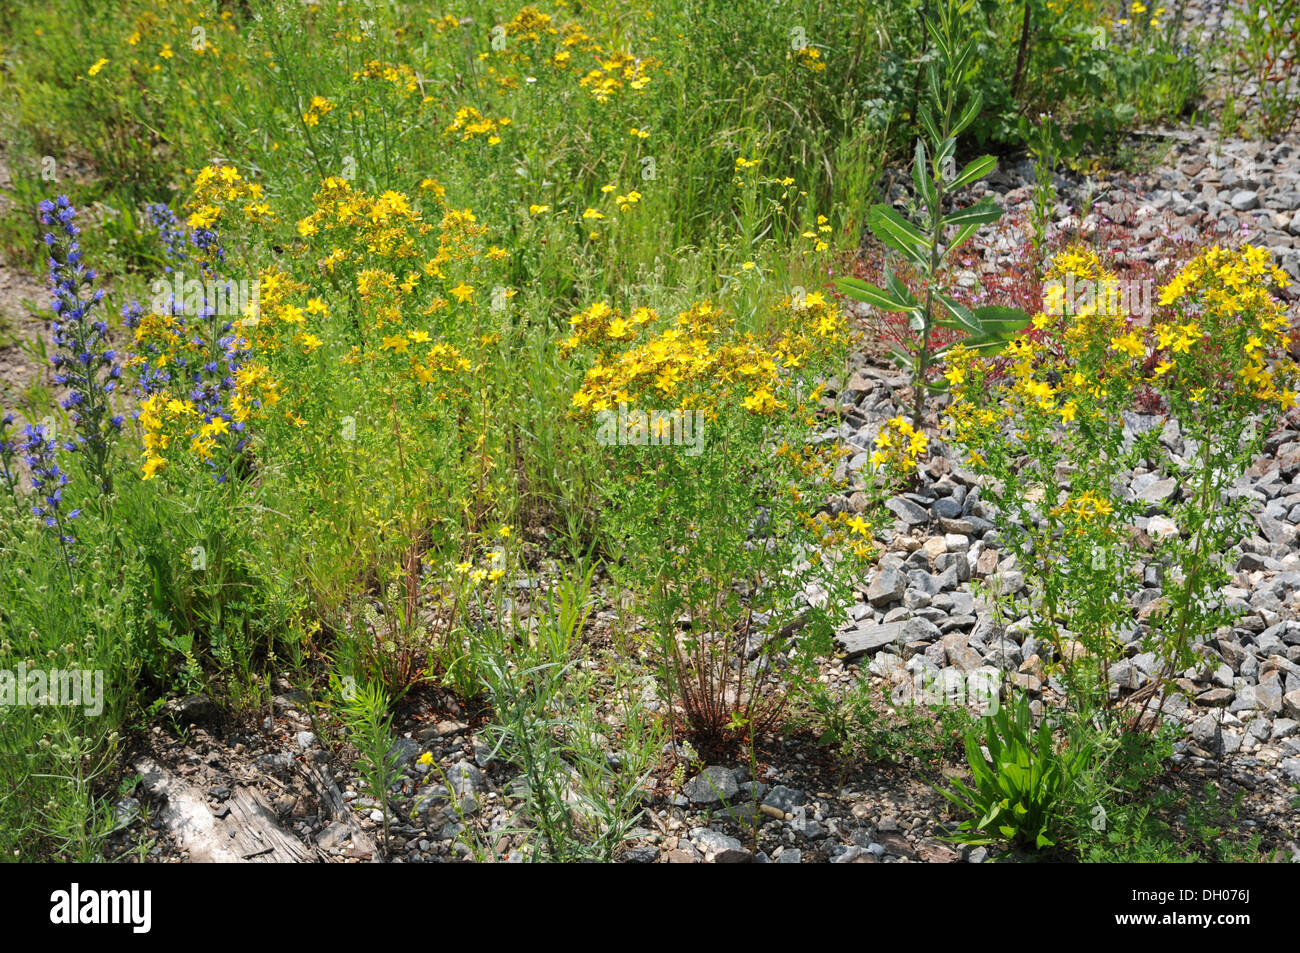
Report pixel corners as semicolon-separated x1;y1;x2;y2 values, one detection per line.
1109;331;1145;359
449;282;475;303
201;417;230;438
88;58;109;76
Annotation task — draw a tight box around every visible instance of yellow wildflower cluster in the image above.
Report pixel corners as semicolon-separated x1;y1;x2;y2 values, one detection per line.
795;47;826;71
444;106;512;144
486;5;655;102
802;507;876;563
249;265;332;358
949;244;1298;471
354;59;420;95
1051;490;1114;526
121;4;240;67
186;164;272;230
567;296;847;418
1109;1;1167;29
1153;244;1295;409
296;177;431;262
800;214;832;252
290;179;501;394
130;321;281;480
578;50;654;103
772;291;849;368
454;528;512;586
503;6;558;43
561;301;659;353
301;95;335;127
869;416;928;476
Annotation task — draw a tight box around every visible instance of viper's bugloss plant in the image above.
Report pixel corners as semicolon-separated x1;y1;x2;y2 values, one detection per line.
946;244;1297;725
145;202;192;272
40;196;123;495
23;423;79;574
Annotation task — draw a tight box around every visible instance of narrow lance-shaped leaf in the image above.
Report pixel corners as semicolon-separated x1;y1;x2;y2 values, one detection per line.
950;90;983;138
943;196;1003;227
883;268;920;309
866;204;931;267
912;139;938;215
934;292;981;334
947;154;997;192
834;276;912;312
970;305;1032;331
943;221;983;261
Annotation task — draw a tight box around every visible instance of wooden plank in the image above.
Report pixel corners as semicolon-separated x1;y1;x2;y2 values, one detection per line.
135;757;312;863
297;761;381;861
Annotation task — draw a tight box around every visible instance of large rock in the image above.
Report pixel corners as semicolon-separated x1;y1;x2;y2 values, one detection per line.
446;760;487;797
691;827;752;863
683;766;740;804
867;567;907;606
1191;713;1223;754
886;496;930;527
837;622;904;659
1284;690;1300;720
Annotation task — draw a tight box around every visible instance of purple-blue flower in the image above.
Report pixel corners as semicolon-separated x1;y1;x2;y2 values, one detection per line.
40;196;121;493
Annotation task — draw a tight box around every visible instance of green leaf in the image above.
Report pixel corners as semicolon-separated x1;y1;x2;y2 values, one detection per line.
866;204;931;267
951;91;983;137
943;222;982;260
918;107;943;151
934;137;957;181
883;269;919;309
934;293;981;334
971;305;1032;330
942;196;1003;227
947;154;997;192
888;346;915;372
834;277;912;312
912;139;938;214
